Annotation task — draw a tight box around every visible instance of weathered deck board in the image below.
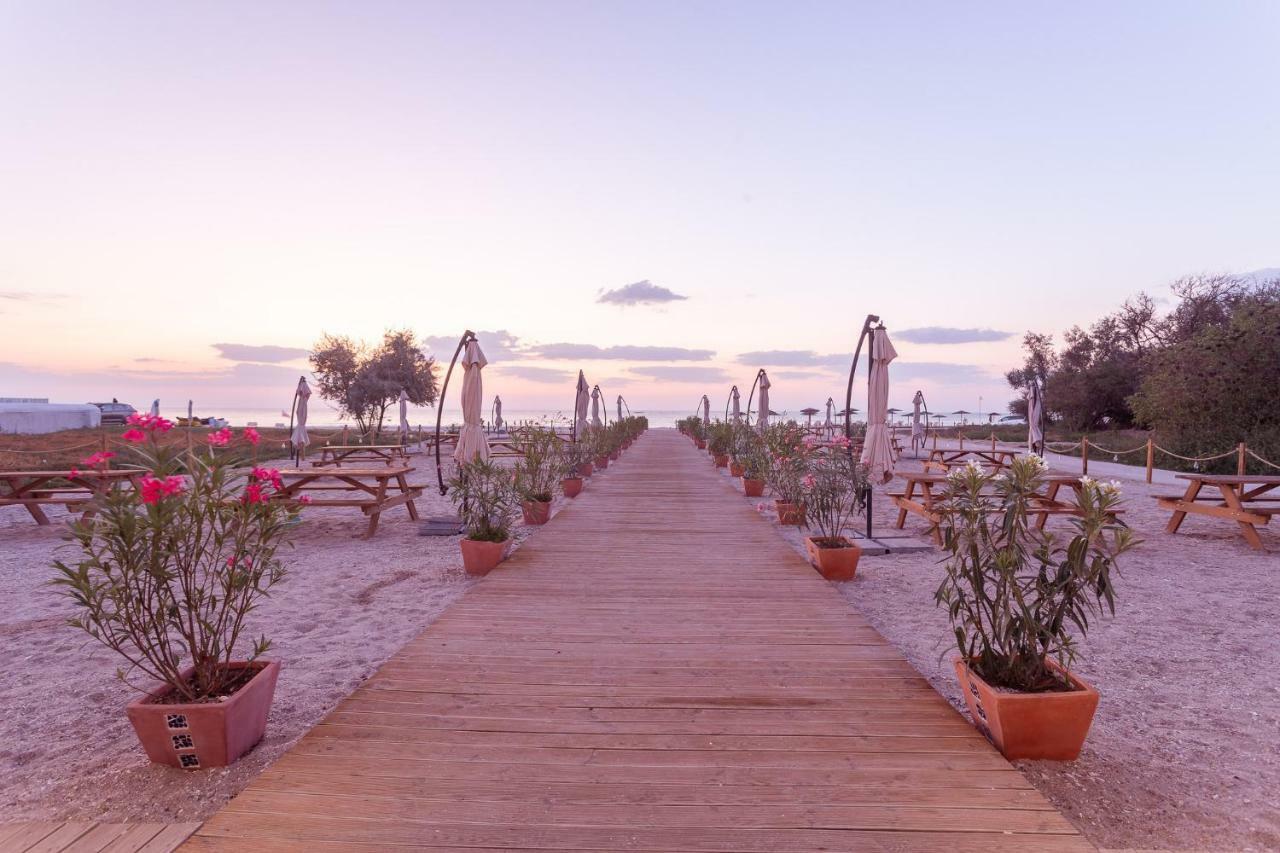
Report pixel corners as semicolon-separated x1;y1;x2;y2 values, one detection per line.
0;822;199;852
186;429;1092;851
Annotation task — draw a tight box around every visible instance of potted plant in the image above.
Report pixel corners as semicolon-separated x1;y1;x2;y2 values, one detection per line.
735;430;767;497
587;428;610;470
801;452;869;581
53;414;298;770
935;457;1133;760
513;427;564;524
450;458;518;575
764;425;810;525
708;423;731;468
561;440;587;498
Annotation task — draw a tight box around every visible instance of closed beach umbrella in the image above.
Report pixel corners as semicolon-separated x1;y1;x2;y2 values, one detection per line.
493;395;504;432
1028;381;1044;455
591;386;603;429
701;395;710;426
397;389;410;442
616;395;623;422
825;397;834;430
757;372;771;431
860;328;898;484
911;390;925;447
150;399;160;417
731;386;741;421
291;378;311;454
574;371;589;438
453;339;490;464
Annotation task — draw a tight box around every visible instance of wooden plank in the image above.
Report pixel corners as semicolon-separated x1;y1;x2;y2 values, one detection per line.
185;429;1091;851
24;822;95;852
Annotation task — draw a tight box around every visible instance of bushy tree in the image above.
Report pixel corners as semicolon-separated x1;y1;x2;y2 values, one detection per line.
311;330;438;436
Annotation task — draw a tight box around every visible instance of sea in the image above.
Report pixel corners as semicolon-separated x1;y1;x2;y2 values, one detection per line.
194;406;700;431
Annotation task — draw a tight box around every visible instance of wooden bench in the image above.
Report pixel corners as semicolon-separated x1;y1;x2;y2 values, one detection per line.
271;466;422;538
1158;474;1280;549
0;470;141;525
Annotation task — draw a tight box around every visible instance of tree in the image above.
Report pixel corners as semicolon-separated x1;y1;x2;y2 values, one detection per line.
310;330;439;437
1005;332;1056;419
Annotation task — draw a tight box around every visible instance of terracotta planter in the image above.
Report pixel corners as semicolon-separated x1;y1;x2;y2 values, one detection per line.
694;439;706;450
608;451;619;461
953;658;1100;761
459;537;510;576
730;461;745;477
126;660;280;770
521;499;551;525
580;462;594;477
594;456;609;470
713;454;729;468
804;536;862;581
743;477;765;497
561;477;583;498
775;500;806;525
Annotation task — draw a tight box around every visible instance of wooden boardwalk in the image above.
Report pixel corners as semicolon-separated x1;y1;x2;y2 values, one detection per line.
0;821;198;852
185;429;1091;851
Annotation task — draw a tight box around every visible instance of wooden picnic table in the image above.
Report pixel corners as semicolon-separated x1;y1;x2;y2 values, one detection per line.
273;466;422;538
0;469;142;525
928;447;1018;468
1158;474;1280;550
888;470;1117;543
314;444;411;467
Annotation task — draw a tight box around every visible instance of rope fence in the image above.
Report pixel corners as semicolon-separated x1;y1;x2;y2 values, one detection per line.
934;429;1280;482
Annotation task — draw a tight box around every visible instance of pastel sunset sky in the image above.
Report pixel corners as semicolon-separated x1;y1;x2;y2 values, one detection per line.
2;2;1277;420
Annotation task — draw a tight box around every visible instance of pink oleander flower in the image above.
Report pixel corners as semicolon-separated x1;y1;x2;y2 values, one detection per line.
140;473;187;504
242;483;268;504
755;502;766;512
251;466;284;490
81;451;116;468
226;555;253;568
126;413;175;433
298;495;313;505
802;474;816;489
243;427;261;446
207;427;233;447
161;475;185;496
122;428;147;443
69;467;80;477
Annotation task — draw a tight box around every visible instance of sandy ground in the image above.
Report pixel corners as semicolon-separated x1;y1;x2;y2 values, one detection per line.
4;436;1278;851
0;450;580;824
722;441;1280;852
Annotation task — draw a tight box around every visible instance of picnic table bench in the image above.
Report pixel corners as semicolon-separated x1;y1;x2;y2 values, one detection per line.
313;444;411;467
0;469;142;525
888;470;1121;543
1157;474;1280;550
928;447;1018;468
272;465;422;538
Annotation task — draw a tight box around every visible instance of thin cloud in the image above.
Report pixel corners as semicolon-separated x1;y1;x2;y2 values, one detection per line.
421;329;523;360
629;366;729;383
736;350;847;368
531;343;713;361
597;280;687;306
895;327;1013;345
213;343;310;363
774;370;829;381
893;361;997;383
494;365;573;384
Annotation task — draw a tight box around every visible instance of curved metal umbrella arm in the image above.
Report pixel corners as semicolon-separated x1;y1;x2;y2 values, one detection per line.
724;385;739;422
843;315;880;444
435;330;477;496
744;369;765;421
287;382;300;464
592;385;607;429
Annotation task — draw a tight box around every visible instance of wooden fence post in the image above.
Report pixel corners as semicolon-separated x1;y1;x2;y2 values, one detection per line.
990;432;997;452
1238;442;1247;476
1081;436;1089;476
342;425;349;447
1146;438;1154;484
959;432;964;450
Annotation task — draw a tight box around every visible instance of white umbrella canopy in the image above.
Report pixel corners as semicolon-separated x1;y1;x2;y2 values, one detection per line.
730;386;741;420
701;395;710;426
911;390;925;447
860;328;899;484
824;397;834;432
616;396;623;422
757;373;771;431
292;378;311;452
398;389;410;442
574;371;590;438
1028;381;1045;454
453;340;491;464
590;386;603;429
494;395;505;432
150;399;159;417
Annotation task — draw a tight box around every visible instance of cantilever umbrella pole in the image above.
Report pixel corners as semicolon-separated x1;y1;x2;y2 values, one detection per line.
744;370;765;423
844;314;880;539
435;330;477;496
287;387;299;464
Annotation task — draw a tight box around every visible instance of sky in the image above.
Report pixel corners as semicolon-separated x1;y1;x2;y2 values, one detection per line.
2;1;1277;421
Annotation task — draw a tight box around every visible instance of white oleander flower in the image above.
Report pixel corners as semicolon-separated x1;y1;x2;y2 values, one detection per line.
1101;479;1123;496
1079;475;1095;487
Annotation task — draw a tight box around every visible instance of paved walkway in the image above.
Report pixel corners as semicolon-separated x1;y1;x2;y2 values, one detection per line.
184;429;1091;851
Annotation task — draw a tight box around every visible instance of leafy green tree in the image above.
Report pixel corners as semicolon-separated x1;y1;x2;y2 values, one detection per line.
311;330;438;437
